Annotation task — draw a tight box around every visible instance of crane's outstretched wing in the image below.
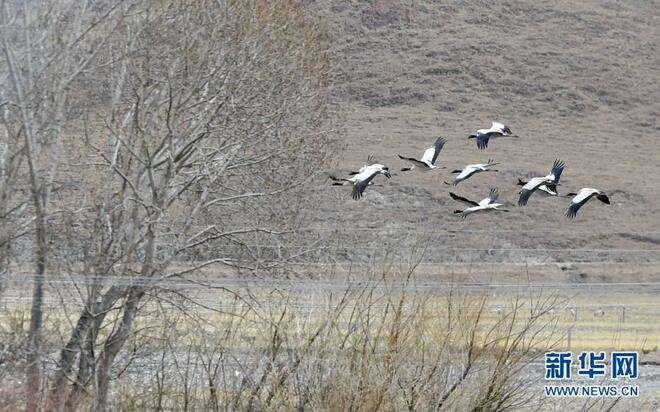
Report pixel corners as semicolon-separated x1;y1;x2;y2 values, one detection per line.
487;188;499;204
421;137;447;165
565;189;603;218
565;199;585;218
351;170;380;200
397;154;428;169
518;178;545;206
476;133;490;150
459;165;480;179
449;192;479;207
448;166;478;185
518;188;535;206
549;159;566;184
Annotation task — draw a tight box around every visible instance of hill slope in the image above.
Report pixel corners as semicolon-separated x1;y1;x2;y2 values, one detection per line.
309;0;660;275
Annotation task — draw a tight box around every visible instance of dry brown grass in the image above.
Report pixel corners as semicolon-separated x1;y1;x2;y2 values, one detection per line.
5;266;659;410
4;267;650;411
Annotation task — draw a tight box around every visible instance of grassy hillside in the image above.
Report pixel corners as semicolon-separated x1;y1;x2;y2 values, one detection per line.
309;0;660;275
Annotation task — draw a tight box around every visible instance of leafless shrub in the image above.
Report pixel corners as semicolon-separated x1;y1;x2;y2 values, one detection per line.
82;266;567;411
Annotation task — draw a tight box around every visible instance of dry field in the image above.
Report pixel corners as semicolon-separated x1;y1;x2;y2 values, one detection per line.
2;271;660;410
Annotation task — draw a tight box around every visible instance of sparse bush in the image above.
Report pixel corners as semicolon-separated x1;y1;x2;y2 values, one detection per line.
82;266;566;411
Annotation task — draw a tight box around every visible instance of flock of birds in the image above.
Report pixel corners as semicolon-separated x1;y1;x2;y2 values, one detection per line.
330;121;611;219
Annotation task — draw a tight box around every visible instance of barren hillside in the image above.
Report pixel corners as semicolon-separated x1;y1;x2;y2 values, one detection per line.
308;0;660;276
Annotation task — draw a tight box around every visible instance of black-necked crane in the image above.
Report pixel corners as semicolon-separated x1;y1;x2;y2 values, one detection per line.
468;122;514;150
444;159;499;186
331;161;391;200
350;163;391;199
329;155;380;186
517;159;565;197
398;137;447;172
518;159;565;206
450;188;509;218
517;178;557;196
565;188;610;218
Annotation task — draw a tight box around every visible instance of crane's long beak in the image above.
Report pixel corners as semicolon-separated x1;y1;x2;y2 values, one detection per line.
384;171;392;178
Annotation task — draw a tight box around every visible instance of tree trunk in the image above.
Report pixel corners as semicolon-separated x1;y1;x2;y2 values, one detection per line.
45;304;93;411
94;286;145;412
48;285;124;412
26;213;48;412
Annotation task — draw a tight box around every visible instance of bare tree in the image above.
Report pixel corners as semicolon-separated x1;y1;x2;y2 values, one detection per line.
2;0;337;410
0;1;127;409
